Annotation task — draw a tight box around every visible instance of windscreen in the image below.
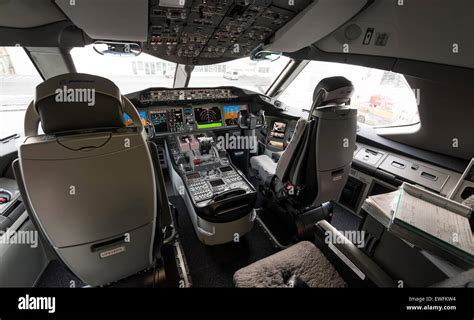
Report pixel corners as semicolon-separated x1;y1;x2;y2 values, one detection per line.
188;56;290;94
71;45;177;94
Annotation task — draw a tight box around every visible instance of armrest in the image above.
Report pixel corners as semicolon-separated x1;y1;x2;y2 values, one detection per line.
272;151;284;162
316;220;396;287
0;216;12;232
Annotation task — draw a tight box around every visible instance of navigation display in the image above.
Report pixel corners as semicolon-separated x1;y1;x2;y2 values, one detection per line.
223;105;240;125
124;111;147;127
194;106;222;129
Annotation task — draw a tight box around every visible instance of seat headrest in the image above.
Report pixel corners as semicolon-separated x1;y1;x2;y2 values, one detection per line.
312;76;354;108
34;73;125;134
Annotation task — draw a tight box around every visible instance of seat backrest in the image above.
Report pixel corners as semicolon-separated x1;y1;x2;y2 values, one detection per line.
275;76;357;206
14;73;158;286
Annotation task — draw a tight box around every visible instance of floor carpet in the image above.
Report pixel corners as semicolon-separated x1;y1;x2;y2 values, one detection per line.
169;195;280;287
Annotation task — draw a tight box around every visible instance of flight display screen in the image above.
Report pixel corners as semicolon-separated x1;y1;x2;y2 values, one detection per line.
271;121;287;139
149;110;168;132
124;111;148;127
194;106;222;129
223;105;240;125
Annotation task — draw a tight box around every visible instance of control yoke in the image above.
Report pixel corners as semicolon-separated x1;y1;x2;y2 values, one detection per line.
237;110;266;130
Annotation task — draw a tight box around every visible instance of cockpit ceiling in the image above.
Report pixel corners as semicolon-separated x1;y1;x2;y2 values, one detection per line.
0;0;66;28
2;0;474;70
313;0;474;69
143;0;312;65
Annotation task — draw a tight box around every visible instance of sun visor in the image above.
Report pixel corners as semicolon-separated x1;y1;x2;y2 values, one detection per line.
55;0;148;42
264;0;369;53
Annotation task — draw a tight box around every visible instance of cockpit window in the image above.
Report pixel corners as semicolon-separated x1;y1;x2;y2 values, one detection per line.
188;56;291;94
71;45;177;94
278;61;420;127
0;47;42;138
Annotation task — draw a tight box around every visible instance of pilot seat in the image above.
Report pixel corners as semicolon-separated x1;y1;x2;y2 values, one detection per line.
250;76;357;240
13;73;170;287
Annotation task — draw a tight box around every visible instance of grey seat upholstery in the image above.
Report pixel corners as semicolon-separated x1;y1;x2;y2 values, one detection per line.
13;73;160;286
250;118;308;181
250;153;277;182
251;76;357;207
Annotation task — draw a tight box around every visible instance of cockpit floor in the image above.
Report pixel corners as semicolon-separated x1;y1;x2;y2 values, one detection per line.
169;195;280;287
35;199;360;288
36;259;84;288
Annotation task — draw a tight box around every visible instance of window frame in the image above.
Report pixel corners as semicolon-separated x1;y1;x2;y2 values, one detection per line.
0;47;44;138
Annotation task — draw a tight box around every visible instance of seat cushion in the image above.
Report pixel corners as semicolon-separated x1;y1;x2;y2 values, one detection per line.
250;154;277;182
233;241;347;288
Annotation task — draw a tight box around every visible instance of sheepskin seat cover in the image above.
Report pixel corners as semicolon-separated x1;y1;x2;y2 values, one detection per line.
233;241;347;288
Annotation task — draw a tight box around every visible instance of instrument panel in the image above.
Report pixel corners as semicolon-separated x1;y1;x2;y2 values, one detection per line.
142;103;248;134
126;86;279;135
124;110;148;127
141;88;238;103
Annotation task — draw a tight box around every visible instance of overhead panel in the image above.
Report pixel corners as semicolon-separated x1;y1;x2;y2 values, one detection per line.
144;0;312;65
265;0;369;53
